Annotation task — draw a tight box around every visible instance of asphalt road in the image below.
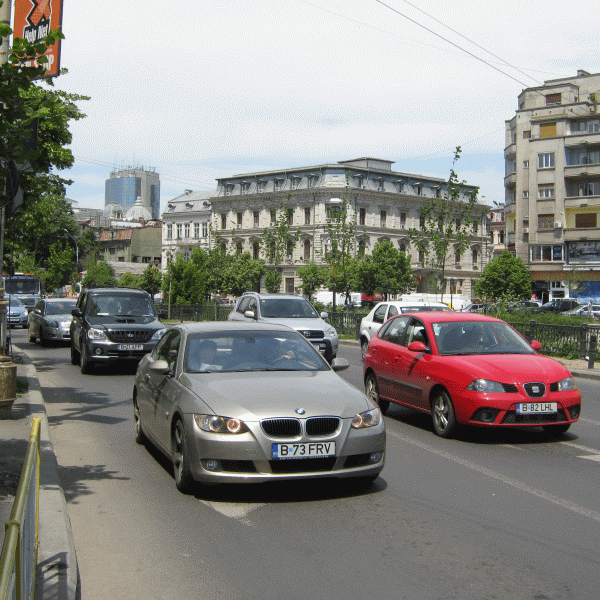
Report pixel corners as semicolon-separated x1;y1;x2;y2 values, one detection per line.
14;328;600;600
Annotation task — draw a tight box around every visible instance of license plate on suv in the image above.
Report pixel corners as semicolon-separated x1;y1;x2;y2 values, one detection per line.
272;442;335;459
118;344;144;351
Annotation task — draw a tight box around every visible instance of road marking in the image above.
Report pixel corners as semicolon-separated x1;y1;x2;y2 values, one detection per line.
579;417;600;426
559;440;600;454
199;500;265;525
387;429;600;523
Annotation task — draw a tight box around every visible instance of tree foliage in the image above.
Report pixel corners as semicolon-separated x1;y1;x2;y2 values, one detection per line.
472;250;532;301
222;252;266;297
139;264;162;299
117;272;140;288
407;147;482;300
81;260;117;288
353;241;416;298
296;261;328;300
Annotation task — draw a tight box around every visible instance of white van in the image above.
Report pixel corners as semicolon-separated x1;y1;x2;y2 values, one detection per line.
359;300;453;359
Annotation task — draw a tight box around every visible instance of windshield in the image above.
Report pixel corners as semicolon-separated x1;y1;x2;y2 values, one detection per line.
46;300;77;315
88;296;155;317
185;330;329;373
259;298;319;318
5;279;40;294
8;297;23;307
433;320;535;356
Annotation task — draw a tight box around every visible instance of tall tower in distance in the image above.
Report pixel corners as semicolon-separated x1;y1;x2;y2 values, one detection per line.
104;165;160;219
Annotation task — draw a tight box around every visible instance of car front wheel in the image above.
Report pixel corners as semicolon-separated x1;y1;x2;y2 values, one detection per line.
70;344;80;365
365;373;389;415
80;343;92;374
28;327;36;343
431;389;456;438
133;393;145;444
361;338;369;360
173;419;194;493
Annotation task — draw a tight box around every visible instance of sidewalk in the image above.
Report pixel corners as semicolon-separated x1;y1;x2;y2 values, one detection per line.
0;347;78;600
0;342;596;600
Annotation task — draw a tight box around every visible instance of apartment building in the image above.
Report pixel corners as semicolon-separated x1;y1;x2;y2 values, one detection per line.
165;158;486;297
505;69;600;302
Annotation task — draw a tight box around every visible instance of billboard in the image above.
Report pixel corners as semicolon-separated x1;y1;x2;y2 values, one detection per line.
13;0;64;77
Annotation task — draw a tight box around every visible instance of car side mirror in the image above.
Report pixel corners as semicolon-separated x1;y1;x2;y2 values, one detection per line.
330;357;350;372
149;359;171;374
531;340;542;351
34;308;42;315
320;312;328;319
244;310;257;319
158;310;168;319
408;341;428;353
71;308;82;317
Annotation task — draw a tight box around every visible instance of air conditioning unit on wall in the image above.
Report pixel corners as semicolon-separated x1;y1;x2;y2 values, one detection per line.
522;227;529;233
554;221;563;228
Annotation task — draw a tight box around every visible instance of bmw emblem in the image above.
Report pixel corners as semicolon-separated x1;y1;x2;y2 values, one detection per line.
296;408;305;415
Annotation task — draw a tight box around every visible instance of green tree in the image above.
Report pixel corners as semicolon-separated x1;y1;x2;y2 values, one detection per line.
43;242;76;293
263;268;282;293
407;148;482;301
353;241;416;298
223;252;266;297
81;260;117;288
139;264;162;300
472;250;532;301
321;176;358;307
117;272;140;288
296;261;328;300
260;200;300;291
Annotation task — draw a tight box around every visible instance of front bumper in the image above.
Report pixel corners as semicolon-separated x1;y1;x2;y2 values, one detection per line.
84;340;158;363
182;414;385;484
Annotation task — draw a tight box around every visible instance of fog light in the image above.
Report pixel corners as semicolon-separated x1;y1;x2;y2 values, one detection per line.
569;405;581;419
368;451;383;464
472;408;500;423
202;459;221;472
94;348;103;355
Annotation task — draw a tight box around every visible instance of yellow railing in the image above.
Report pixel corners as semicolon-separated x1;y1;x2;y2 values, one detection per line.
0;418;41;600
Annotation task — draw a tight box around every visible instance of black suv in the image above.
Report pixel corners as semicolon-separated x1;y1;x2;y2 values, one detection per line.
534;299;582;314
70;287;167;373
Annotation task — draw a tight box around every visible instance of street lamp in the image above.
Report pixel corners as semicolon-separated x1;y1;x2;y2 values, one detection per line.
63;229;79;280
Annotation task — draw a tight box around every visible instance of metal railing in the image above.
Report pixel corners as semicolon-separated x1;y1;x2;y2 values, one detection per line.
159;304;600;358
0;418;41;600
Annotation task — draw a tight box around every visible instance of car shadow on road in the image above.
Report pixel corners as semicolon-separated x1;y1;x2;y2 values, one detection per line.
384;404;579;445
142;438;387;504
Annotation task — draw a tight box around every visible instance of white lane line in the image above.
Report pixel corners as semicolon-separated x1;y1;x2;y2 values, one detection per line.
500;444;525;451
387;429;600;523
579;417;600;426
559;441;600;454
199;501;265;525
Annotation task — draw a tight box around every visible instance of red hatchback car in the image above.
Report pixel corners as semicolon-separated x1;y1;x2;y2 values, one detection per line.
363;312;581;438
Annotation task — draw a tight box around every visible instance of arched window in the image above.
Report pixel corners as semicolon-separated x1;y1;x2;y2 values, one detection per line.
236;242;243;255
304;239;311;261
253;242;260;260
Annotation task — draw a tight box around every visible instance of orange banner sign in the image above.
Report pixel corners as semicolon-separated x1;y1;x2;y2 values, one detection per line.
13;0;64;77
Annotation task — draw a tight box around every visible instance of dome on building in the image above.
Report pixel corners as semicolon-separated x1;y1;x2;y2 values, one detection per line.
104;201;123;218
125;196;152;222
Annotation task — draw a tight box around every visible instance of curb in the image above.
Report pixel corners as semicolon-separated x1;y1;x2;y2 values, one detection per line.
15;350;79;600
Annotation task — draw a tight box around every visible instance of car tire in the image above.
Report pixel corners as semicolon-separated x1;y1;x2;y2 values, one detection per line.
133;393;145;444
28;328;36;343
70;344;80;366
365;373;389;415
80;343;92;374
361;338;369;360
542;423;571;436
431;389;457;438
172;419;194;494
356;474;378;488
39;332;48;347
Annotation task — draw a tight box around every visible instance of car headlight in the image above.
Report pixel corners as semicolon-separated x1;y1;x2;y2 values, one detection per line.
87;327;107;341
557;376;576;391
151;328;166;341
46;320;59;328
194;414;248;434
351;407;382;429
325;326;337;338
466;379;506;393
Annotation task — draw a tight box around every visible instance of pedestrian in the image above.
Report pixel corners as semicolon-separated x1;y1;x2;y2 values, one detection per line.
588;299;593;317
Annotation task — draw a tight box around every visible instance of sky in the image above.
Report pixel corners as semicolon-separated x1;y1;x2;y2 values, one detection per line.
31;0;600;212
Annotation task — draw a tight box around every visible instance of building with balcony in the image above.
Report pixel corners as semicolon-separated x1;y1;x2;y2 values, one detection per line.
163;158;487;298
505;69;600;302
162;190;213;264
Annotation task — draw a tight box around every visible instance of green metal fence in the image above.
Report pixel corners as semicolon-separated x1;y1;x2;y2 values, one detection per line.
0;418;41;600
160;304;600;357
